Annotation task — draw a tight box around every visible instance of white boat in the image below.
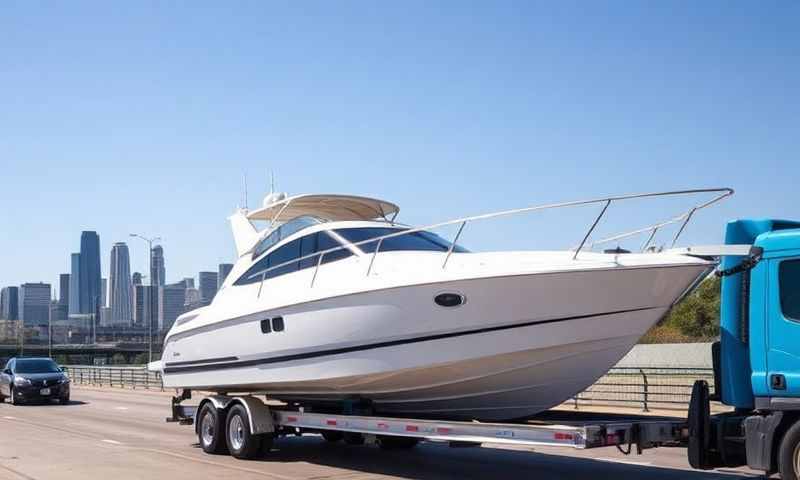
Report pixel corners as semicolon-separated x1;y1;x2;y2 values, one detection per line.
154;189;732;421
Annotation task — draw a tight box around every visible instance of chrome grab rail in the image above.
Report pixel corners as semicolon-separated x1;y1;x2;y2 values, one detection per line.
246;187;733;292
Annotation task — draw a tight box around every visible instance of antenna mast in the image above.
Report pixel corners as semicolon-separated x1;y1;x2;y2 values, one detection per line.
243;173;249;210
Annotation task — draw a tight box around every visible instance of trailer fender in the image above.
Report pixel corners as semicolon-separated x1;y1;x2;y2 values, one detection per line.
745;412;783;473
195;395;274;436
236;396;275;435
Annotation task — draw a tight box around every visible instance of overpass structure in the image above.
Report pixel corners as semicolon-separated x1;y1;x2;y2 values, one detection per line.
0;342;151;364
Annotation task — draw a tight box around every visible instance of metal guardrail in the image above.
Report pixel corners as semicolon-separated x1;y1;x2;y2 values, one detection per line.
571;367;715;412
63;366;163;391
63;365;713;411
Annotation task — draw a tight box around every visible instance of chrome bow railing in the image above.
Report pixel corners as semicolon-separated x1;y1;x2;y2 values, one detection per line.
245;187;733;292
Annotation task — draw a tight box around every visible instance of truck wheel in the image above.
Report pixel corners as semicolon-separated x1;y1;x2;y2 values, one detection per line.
321;430;343;442
198;403;228;455
226;404;262;460
778;420;800;480
377;435;419;450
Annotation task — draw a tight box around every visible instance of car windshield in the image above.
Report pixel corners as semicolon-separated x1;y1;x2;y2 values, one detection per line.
334;227;470;254
15;359;61;374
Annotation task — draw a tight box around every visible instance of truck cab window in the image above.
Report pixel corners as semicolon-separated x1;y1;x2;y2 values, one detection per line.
779;259;800;321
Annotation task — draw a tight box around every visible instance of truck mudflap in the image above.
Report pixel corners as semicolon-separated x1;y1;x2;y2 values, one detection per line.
688;380;713;469
745;412;783;473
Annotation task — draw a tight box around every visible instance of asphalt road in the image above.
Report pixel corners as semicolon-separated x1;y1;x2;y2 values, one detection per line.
0;386;762;480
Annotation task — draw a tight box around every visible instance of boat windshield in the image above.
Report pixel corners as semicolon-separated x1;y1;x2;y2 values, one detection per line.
334;227;469;254
253;216;324;259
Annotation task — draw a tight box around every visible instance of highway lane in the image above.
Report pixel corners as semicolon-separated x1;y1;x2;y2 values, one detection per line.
0;386;760;480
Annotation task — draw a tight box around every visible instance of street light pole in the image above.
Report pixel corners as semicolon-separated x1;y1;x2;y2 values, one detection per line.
130;233;161;364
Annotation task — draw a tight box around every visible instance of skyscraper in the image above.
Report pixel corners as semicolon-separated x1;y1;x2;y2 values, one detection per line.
158;283;185;331
132;284;153;328
101;278;108;308
198;271;218;303
151;245;165;287
69;253;80;315
0;287;19;320
59;273;70;306
218;263;233;289
181;277;195;289
110;242;133;325
19;283;51;327
79;231;102;314
132;272;143;285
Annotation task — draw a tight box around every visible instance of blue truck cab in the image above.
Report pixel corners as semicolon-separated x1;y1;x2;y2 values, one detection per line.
691;219;800;479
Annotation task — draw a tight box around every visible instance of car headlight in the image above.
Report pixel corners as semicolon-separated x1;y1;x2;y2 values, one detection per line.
13;377;31;387
60;376;70;384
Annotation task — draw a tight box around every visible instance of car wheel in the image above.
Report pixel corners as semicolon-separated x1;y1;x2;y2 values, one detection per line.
9;387;21;406
197;403;228;455
226;404;263;460
59;395;70;405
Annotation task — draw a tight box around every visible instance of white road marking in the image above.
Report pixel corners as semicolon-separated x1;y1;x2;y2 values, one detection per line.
595;457;653;466
3;416;18;420
114;406;129;410
102;439;122;445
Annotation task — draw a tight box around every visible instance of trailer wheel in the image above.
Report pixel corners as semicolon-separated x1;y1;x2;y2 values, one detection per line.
377;435;419;450
226;404;263;459
343;432;365;445
321;430;344;442
779;421;800;480
198;403;228;455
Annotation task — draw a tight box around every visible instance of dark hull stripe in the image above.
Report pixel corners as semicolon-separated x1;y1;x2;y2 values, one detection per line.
163;306;659;375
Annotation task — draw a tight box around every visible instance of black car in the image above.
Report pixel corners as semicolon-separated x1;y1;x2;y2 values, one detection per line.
0;357;71;405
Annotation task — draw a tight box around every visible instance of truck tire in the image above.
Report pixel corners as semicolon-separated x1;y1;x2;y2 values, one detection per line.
226;404;263;460
778;420;800;480
198;403;228;455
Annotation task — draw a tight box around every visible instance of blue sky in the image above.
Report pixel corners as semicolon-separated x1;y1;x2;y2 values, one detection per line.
1;1;798;293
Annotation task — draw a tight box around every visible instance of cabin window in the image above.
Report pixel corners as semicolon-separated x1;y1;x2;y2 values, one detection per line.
252;216;323;259
235;231;352;286
334;228;469;254
779;259;800;322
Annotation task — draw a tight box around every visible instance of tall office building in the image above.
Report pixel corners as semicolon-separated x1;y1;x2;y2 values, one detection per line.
181;277;195;289
79;231;102;314
49;301;68;323
218;263;233;289
69;253;80;315
198;272;218;303
101;278;108;308
151;245;165;287
19;283;51;327
132;272;143;286
59;273;70;306
1;287;19;320
133;284;155;328
158;283;185;331
109;242;133;325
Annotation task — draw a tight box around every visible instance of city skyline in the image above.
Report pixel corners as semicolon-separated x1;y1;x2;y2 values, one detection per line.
1;3;798;290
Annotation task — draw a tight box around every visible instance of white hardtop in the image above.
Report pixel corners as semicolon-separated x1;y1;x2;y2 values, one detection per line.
246;193;400;223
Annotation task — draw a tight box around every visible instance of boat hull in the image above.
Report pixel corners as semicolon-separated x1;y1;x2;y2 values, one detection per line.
161;263;710;420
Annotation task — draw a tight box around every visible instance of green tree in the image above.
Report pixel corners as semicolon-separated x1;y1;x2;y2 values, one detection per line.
663;276;721;338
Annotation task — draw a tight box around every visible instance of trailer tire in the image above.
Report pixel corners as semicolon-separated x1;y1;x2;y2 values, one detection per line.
343;432;365;445
321;430;344;442
226;404;263;460
778;420;800;480
198;403;228;455
377;435;419;450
